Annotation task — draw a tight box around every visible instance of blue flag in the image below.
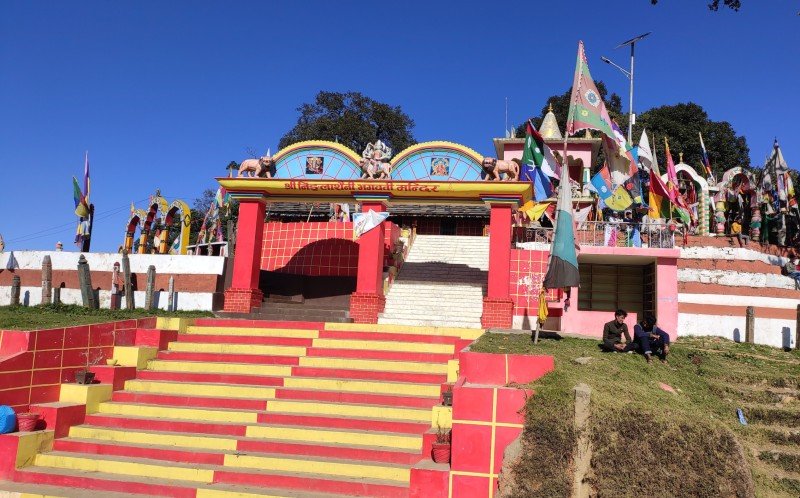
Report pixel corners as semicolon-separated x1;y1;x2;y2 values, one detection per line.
520;163;553;201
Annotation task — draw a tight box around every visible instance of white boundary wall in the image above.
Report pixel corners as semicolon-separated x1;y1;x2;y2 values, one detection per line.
0;251;225;311
678;313;796;349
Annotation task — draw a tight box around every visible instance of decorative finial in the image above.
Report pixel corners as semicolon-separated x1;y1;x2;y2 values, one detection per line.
679;152;683;163
548;103;554;113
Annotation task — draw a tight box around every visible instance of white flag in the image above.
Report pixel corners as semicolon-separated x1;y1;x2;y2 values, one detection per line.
352;210;389;239
638;129;653;171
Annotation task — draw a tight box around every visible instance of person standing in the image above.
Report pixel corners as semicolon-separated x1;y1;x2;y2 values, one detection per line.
601;309;632;352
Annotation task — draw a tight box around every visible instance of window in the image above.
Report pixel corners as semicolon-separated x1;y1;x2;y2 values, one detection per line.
578;264;650;315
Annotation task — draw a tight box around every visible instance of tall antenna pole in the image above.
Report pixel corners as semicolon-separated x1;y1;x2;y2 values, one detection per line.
505;97;509;137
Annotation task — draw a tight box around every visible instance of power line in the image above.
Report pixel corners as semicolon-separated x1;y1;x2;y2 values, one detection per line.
6;198;150;244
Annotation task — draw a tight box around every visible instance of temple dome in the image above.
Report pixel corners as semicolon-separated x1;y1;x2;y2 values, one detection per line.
539;103;562;140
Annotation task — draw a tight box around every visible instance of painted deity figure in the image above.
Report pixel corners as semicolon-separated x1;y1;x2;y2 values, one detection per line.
360;140;392;179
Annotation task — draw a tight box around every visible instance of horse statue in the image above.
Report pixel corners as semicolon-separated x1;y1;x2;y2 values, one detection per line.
360;140;392;179
481;157;520;181
238;153;274;178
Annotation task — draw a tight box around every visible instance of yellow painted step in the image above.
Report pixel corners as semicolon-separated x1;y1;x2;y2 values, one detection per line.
245;425;421;451
224;454;409;483
324;322;484;339
124;380;276;399
283;377;439;397
186;326;319;339
69;426;238;451
312;338;453;354
298;356;448;374
34;453;214;482
195;489;302;498
147;360;293;377
266;400;430;422
97;402;258;423
168;342;306;357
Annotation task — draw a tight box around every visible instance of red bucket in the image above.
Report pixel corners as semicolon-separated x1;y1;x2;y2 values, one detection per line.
16;413;41;432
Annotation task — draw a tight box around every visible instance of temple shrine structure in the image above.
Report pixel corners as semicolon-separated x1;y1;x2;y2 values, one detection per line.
219;108;680;336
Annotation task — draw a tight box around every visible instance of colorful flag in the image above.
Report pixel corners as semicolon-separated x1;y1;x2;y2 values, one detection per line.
648;169;667;219
524;122;562;178
649;168;690;223
537;288;548;326
565;41;616;141
651;133;661;176
698;132;714;180
664;138;679;190
542;156;579;290
72;177;89;218
638;129;653;171
605;185;634;211
519;201;552;221
589;164;613;200
520;122;554;201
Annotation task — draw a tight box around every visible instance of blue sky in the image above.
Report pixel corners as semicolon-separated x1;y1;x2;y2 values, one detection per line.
1;1;798;252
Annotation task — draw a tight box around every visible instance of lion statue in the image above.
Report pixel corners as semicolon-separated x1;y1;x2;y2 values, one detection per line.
238;153;274;178
481;157;520;181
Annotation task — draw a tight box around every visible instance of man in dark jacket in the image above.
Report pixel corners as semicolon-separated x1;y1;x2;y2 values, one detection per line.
601;309;633;352
633;312;671;363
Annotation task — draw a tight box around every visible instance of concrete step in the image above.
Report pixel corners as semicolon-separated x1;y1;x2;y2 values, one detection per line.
56;433;421;467
124;376;442;398
63;425;423;460
24;451;410;496
378;317;482;328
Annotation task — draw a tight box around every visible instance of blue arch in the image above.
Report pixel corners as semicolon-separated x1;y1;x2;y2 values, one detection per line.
272;142;362;180
390;142;485;181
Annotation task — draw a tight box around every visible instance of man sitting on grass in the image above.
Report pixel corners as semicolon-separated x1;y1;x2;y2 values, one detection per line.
633;313;671;364
601;309;633;352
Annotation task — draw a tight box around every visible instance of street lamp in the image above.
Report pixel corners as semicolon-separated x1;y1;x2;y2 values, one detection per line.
601;32;651;144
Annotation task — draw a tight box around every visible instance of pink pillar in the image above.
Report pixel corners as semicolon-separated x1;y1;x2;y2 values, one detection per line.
224;197;266;313
656;256;679;341
350;200;387;323
482;203;514;328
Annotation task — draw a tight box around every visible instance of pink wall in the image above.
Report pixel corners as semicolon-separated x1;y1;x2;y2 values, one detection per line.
549;246;680;339
509;249;562;316
0;319;152;413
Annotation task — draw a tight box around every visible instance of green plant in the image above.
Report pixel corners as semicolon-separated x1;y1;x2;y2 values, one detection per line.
435;423;451;444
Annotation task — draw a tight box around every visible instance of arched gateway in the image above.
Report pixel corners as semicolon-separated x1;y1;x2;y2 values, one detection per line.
220;140;533;325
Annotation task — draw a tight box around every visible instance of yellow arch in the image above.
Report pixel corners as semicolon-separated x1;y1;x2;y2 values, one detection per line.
390;141;484;167
273;140;362;165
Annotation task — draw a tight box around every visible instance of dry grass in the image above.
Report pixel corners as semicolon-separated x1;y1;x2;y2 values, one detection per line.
471;333;800;497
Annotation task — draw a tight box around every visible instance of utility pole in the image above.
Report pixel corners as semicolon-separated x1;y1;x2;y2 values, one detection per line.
602;32;651;144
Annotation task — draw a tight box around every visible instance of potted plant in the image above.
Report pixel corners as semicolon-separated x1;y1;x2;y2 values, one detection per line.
16;412;41;432
441;385;453;407
76;348;103;385
431;424;451;464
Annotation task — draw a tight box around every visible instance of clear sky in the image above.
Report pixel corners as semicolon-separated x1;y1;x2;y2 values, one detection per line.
1;1;798;252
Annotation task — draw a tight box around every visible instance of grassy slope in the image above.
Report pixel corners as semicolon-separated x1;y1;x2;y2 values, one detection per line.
471;334;800;497
0;305;212;330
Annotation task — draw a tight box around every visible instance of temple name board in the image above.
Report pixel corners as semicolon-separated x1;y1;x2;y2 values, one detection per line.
217;178;533;206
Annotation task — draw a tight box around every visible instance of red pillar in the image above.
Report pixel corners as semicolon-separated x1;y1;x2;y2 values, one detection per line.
350;200;387;323
482;203;514;328
224;197;266;313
